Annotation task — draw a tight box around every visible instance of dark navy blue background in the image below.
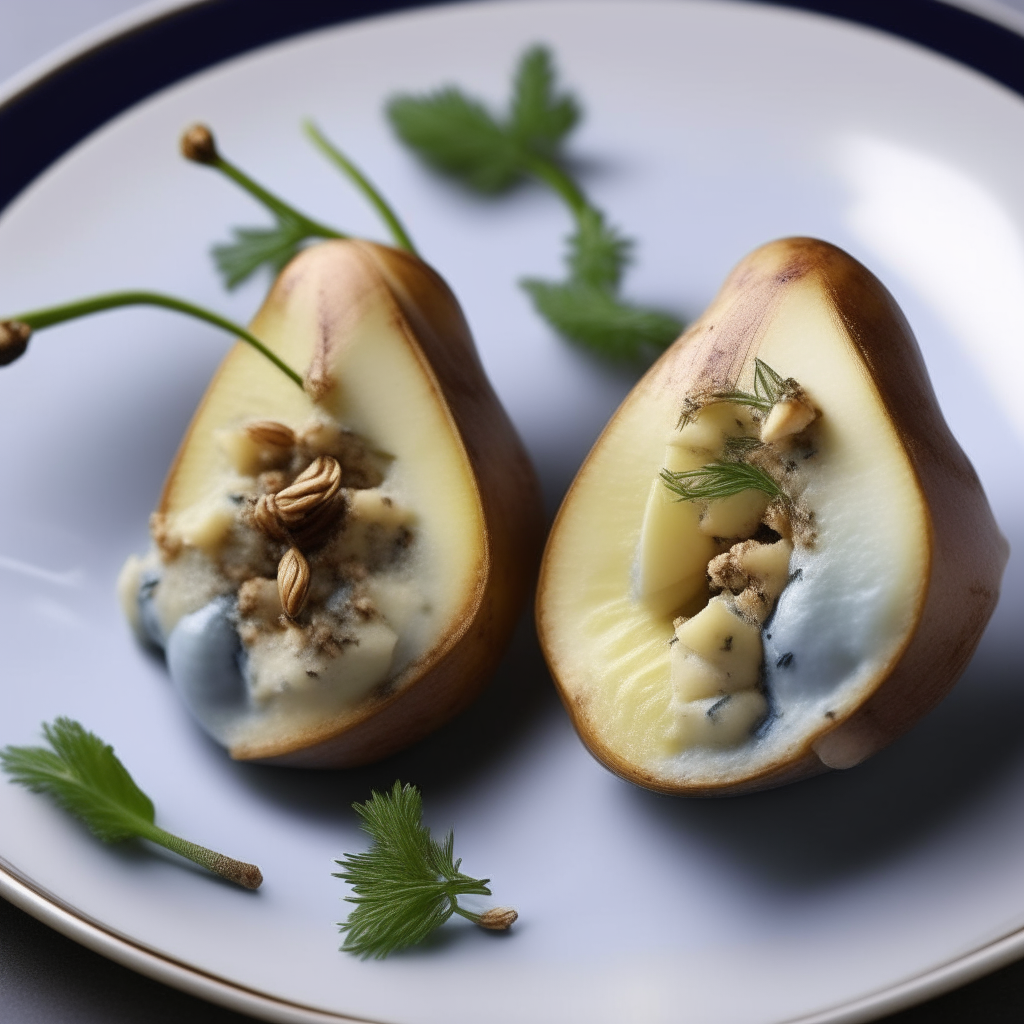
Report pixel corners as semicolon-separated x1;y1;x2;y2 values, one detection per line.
2;0;1024;215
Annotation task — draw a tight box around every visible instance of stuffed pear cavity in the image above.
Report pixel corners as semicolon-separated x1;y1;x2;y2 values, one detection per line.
537;237;1008;796
119;239;543;767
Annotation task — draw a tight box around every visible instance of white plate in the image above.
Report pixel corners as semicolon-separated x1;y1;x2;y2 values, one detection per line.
1;2;1023;1022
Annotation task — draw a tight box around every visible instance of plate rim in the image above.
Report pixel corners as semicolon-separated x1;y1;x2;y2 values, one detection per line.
3;0;1024;1021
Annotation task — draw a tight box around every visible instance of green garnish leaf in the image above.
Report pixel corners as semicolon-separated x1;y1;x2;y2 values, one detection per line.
212;217;311;290
335;781;514;959
386;45;579;196
522;279;682;361
567;207;631;292
679;360;801;426
660;460;784;502
388;45;683;363
1;718;262;889
706;359;797;414
1;717;154;842
722;434;765;460
387;88;524;193
509;45;581;158
185;122;417;287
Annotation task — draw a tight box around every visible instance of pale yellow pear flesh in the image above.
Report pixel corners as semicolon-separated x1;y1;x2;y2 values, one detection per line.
537;238;1008;796
143;240;542;766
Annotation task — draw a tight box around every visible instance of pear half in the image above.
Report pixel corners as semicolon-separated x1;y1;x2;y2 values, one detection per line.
121;240;543;767
537;237;1008;796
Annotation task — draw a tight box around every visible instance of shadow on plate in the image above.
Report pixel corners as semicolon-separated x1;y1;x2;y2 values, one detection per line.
222;611;564;819
625;621;1024;889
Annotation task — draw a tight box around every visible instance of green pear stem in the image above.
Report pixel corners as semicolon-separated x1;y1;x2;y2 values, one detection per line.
10;291;304;388
137;822;263;890
304;120;418;255
211;154;345;241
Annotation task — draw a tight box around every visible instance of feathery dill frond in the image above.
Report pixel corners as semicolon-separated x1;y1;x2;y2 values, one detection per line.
335;781;514;959
660;460;784;502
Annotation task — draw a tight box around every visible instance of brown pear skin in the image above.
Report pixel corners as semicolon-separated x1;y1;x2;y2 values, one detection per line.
537;237;1009;796
160;240;544;767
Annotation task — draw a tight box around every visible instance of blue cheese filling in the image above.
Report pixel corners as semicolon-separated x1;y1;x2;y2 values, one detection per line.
636;396;818;752
117;414;428;747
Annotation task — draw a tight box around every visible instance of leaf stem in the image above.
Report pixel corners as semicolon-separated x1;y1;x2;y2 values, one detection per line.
140;823;263;890
10;291;304;388
523;152;590;219
211;154;344;242
304;121;418;254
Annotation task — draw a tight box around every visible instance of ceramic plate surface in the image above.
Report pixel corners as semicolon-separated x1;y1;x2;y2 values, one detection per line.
1;2;1024;1022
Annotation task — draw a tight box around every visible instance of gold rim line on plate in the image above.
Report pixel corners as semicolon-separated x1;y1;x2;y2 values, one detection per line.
1;1;1023;1022
5;851;1024;1024
0;858;377;1024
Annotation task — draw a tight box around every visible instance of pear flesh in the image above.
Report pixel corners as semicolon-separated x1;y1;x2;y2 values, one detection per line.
120;240;542;766
537;238;1008;795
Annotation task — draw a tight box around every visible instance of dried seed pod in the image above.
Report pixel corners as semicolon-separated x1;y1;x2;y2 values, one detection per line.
476;907;518;931
274;455;342;524
277;547;310;619
245;420;295;449
0;321;31;366
289;491;347;550
180;124;218;164
251;456;345;547
253;493;289;541
146;239;544;767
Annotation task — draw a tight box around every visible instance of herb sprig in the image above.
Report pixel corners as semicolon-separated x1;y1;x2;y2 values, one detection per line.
695;358;799;421
1;718;262;889
660;461;784;503
335;781;516;959
664;359;797;504
182;123;417;290
387;46;683;362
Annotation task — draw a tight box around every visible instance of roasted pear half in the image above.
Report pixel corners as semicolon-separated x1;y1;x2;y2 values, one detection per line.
537;237;1008;796
120;240;543;767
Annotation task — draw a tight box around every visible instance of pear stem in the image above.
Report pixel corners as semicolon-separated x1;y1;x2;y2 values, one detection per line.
211;154;345;241
11;291;304;388
304;121;418;255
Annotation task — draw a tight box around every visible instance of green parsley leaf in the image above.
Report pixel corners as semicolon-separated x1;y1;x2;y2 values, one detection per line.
387;89;524;193
388;45;684;363
509;45;580;157
212;217;312;290
521;279;683;361
1;718;262;889
184;122;416;290
566;207;632;292
335;781;515;959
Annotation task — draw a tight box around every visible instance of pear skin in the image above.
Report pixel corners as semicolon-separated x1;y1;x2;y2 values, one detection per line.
156;240;544;767
537;237;1008;796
